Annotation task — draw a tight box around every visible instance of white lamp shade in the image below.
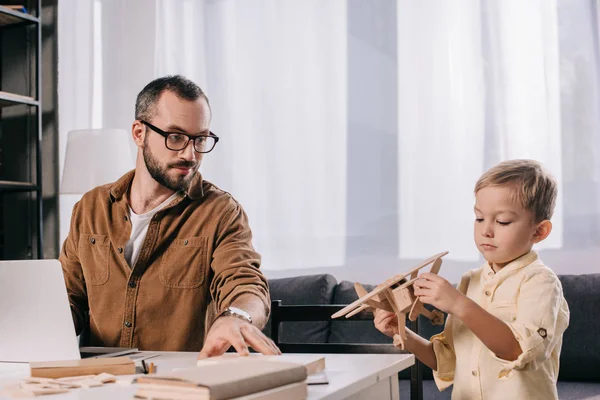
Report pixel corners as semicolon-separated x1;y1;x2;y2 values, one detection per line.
60;129;135;194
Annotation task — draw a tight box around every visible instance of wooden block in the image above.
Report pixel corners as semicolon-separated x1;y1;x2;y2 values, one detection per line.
30;357;135;379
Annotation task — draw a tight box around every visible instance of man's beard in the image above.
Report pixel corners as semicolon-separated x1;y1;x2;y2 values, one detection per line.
143;142;197;193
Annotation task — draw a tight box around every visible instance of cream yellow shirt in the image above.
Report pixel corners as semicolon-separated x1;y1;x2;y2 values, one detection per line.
431;251;569;400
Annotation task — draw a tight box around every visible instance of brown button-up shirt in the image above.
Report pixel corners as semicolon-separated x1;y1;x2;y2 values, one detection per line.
59;170;270;351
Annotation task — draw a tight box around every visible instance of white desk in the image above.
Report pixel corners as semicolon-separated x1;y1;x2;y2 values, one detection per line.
0;352;414;400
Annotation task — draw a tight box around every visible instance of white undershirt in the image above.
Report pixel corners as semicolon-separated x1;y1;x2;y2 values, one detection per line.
124;193;179;268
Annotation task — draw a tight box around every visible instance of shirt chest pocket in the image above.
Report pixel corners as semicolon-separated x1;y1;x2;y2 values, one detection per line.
78;234;110;286
489;302;517;322
160;236;208;288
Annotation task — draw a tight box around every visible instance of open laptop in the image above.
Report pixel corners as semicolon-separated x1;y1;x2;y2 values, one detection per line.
0;259;136;362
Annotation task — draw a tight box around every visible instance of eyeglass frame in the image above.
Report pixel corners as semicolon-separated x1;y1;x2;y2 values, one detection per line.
139;120;220;154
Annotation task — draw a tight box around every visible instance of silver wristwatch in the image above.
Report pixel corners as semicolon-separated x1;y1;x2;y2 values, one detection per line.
219;306;252;324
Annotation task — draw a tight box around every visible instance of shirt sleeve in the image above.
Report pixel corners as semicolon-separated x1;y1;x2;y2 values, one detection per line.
491;268;570;374
431;319;456;391
209;203;270;318
431;272;471;391
58;201;89;335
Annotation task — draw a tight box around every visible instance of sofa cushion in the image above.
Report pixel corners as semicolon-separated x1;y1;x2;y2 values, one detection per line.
399;379;450;400
557;381;600;399
558;274;600;381
265;274;337;344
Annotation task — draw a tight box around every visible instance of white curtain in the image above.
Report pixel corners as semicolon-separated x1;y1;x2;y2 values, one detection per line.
397;0;563;261
58;0;600;280
58;0;348;271
58;0;157;244
556;0;600;253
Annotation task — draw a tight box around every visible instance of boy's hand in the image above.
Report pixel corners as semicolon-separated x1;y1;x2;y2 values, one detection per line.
373;308;400;337
414;273;465;315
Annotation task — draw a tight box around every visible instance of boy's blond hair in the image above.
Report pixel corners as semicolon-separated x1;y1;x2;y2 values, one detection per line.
474;159;557;222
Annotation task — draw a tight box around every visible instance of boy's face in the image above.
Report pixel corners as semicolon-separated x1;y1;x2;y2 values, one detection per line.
473;185;542;270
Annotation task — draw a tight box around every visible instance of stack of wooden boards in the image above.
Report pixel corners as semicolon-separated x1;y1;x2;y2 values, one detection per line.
134;355;326;400
1;354;324;399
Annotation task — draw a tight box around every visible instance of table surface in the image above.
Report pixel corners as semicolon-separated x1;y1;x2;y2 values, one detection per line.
0;352;415;400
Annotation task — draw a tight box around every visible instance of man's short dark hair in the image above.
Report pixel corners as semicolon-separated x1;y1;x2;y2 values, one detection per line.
135;75;210;121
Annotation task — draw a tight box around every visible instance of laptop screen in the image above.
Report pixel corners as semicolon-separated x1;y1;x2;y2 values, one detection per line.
0;260;81;362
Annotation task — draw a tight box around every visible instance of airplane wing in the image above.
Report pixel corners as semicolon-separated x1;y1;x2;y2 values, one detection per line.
331;251;448;319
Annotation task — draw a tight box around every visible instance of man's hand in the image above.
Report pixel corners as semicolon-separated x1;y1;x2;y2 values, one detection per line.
413;273;465;315
373;308;400;337
197;316;281;359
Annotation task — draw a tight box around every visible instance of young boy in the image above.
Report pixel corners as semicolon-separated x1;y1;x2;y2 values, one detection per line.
374;159;569;400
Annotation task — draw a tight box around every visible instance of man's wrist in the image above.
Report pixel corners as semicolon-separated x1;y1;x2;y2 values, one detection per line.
217;306;252;324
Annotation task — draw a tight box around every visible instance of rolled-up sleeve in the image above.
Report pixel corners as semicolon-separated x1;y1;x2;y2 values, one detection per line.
209;203;270;316
431;326;456;391
491;270;569;375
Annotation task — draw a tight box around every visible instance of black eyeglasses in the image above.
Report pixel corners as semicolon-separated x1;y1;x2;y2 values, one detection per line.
140;120;219;154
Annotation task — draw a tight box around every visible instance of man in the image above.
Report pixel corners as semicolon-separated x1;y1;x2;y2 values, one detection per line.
60;75;280;358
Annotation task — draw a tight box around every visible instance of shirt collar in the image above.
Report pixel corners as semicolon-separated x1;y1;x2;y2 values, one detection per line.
482;250;539;280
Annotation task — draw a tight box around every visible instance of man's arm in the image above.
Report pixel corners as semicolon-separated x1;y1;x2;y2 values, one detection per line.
208;203;270;321
199;203;278;358
230;293;268;329
58;201;89;335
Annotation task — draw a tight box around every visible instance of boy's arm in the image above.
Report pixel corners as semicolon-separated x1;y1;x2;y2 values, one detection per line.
493;270;569;371
453;297;522;361
373;309;438;370
404;328;438;370
416;272;521;361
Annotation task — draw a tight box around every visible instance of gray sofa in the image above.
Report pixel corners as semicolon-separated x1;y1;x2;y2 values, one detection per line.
264;273;600;400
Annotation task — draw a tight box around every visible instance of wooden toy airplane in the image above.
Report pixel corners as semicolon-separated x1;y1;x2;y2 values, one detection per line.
331;251;449;350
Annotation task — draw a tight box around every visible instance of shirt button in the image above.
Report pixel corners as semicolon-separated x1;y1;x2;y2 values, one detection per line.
184;240;189;245
90;237;95;244
124;321;132;328
472;370;478;376
118;247;123;253
124;216;129;222
485;290;491;296
128;281;136;288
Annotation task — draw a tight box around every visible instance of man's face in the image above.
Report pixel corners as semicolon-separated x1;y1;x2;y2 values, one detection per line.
473;185;539;270
142;91;211;192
